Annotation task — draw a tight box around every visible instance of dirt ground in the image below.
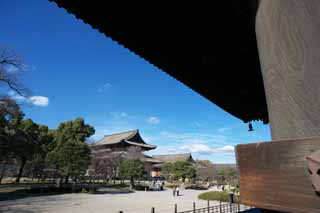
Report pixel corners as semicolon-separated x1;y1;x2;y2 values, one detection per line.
0;188;219;213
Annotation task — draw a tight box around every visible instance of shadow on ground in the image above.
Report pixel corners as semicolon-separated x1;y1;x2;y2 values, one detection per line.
0;186;73;202
94;187;134;194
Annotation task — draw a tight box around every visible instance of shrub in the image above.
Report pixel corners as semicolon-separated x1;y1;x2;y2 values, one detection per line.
133;184;149;191
198;191;238;202
165;182;179;188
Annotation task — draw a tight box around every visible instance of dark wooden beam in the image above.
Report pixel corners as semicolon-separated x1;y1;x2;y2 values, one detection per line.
236;137;320;213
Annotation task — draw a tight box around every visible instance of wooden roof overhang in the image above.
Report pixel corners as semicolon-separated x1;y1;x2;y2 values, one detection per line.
49;1;267;123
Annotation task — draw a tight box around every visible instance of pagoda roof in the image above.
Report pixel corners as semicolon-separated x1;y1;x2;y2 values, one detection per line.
93;129;156;150
49;1;267;123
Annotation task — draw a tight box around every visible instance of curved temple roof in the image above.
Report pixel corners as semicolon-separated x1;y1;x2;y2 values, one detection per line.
93;129;156;151
49;0;267;123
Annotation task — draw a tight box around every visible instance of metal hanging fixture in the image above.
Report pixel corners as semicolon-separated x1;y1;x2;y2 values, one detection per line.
248;122;254;131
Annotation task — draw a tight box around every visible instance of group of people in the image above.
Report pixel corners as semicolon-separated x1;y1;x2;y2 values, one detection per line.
172;186;180;196
152;180;164;191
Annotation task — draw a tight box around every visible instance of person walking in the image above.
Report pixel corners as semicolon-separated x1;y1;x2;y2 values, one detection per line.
173;187;176;196
176;186;180;196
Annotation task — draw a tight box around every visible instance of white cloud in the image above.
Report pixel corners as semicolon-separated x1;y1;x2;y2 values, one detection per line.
28;96;49;107
98;83;112;92
217;145;234;152
147;116;160;125
8;91;49;107
147;130;235;158
150;145;178;155
217;127;231;133
181;144;212;154
158;131;227;145
180;143;234;154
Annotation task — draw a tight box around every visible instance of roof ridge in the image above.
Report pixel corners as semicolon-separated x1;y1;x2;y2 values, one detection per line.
103;129;138;137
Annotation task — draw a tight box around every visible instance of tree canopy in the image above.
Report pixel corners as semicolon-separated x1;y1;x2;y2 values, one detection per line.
0;98;24;160
119;159;144;187
47;139;91;180
0;48;97;184
215;167;238;185
47;118;95;182
161;162;174;180
195;160;216;182
119;159;144;179
161;161;196;182
172;161;196;181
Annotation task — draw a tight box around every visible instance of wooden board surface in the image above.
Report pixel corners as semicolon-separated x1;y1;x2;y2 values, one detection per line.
256;0;320;140
236;137;320;213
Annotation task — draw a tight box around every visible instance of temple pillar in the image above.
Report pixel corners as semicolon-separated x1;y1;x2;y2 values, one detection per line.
256;0;320;140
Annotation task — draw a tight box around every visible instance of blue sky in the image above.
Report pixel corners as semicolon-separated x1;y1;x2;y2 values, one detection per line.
1;0;271;163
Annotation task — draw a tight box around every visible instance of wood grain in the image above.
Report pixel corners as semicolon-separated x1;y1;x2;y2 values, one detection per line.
236;137;320;213
256;0;320;140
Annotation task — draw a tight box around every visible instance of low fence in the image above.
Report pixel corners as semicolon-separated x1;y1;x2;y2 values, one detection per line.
177;203;252;213
119;201;253;213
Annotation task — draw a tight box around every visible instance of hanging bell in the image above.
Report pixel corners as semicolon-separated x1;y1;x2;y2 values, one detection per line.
248;122;254;131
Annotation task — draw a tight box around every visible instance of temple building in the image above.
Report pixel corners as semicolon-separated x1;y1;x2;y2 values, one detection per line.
91;129;156;152
90;129;194;178
90;129;161;177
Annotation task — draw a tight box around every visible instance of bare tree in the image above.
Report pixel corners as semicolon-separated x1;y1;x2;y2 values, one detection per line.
90;149;125;184
195;160;217;182
0;47;28;96
90;146;144;185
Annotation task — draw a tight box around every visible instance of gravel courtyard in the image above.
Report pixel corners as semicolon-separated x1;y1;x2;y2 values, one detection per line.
0;188;220;213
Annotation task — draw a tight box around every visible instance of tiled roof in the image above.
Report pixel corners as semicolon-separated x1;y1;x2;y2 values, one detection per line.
95;129;138;145
93;129;156;150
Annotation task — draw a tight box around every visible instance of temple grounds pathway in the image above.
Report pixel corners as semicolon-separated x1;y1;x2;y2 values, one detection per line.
0;188;220;213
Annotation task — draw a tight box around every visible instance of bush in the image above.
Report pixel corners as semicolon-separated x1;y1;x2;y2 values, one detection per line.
164;182;179;188
198;191;238;202
111;183;129;189
133;184;149;191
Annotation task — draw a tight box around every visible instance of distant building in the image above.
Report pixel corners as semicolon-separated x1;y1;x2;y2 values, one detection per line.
150;153;195;177
90;129;161;177
91;129;156;152
90;129;195;178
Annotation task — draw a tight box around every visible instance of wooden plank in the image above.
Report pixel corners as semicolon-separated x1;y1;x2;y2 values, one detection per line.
256;0;320;140
236;137;320;213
